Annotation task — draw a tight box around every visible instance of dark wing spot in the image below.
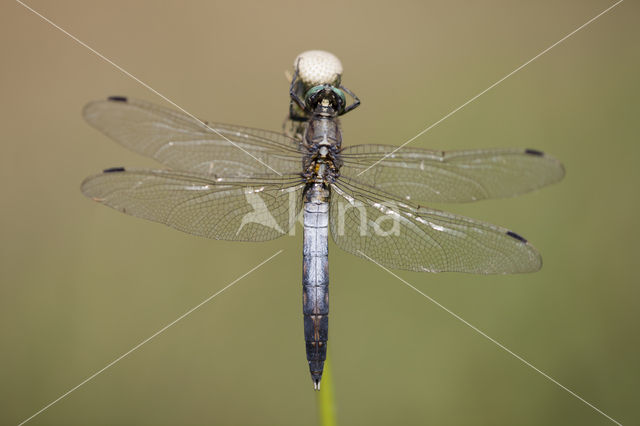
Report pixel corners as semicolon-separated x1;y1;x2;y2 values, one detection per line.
103;167;126;173
107;96;128;102
506;231;527;243
525;149;544;156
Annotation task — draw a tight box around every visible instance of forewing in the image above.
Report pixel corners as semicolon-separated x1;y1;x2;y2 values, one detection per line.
330;178;541;273
83;97;303;176
340;145;564;203
82;168;304;241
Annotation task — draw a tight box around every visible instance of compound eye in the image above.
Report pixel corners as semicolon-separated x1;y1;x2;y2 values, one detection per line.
331;87;347;113
304;85;325;109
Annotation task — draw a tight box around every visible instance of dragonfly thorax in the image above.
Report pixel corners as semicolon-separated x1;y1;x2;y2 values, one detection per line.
304;115;342;153
302;116;341;187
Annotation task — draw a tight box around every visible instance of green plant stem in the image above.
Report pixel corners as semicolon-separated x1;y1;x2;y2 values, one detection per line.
317;356;337;426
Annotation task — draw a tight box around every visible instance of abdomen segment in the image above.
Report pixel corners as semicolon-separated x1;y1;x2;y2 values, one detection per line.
302;197;329;390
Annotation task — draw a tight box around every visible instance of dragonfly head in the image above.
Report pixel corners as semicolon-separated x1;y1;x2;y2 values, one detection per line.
304;84;346;116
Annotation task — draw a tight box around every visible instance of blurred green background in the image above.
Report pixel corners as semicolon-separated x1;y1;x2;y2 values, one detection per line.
2;1;638;425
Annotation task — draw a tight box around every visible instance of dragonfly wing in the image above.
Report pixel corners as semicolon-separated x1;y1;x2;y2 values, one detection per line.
339;145;564;204
329;177;541;273
82;168;304;241
83;97;303;176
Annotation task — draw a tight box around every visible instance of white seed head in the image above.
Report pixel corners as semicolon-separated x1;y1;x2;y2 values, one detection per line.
294;50;343;87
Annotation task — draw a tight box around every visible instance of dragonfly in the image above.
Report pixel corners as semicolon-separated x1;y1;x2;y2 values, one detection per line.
81;51;564;390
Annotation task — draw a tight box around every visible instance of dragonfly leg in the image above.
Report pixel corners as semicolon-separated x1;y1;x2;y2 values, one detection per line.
340;84;361;114
289;64;306;111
